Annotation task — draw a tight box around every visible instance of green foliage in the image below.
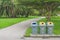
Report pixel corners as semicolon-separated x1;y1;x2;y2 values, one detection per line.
45;0;60;2
0;0;60;18
24;27;32;37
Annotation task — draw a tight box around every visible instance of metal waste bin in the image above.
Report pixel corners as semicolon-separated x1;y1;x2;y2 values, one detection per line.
47;22;54;34
31;22;38;34
39;22;46;34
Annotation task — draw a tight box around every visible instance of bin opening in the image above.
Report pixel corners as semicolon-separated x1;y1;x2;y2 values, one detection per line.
42;23;44;24
50;23;51;24
32;23;36;24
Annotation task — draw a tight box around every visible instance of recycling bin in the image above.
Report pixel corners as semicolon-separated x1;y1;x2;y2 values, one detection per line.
31;22;38;34
39;22;46;34
47;22;54;34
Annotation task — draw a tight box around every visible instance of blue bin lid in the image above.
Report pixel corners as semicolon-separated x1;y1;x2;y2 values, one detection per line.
31;22;38;26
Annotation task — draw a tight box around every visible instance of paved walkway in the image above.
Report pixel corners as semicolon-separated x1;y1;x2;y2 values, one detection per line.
0;17;60;40
0;17;41;40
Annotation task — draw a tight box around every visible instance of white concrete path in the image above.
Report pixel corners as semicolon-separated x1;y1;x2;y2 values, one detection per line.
0;17;41;40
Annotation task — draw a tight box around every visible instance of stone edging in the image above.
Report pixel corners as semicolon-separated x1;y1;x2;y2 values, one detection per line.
30;34;60;38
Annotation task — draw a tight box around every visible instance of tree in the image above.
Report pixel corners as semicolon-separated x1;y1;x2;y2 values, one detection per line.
44;1;60;21
0;0;16;18
20;0;60;21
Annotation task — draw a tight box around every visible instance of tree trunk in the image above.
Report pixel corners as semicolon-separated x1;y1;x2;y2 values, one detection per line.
11;7;16;18
46;11;51;22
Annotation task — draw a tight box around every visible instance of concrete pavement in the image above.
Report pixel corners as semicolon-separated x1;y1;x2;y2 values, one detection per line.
0;17;41;40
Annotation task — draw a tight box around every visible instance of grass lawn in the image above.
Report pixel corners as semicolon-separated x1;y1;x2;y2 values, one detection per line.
0;16;38;29
25;16;60;37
